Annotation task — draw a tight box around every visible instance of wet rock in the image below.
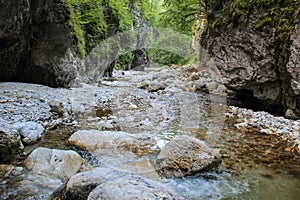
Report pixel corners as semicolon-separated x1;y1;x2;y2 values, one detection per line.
227;106;300;153
117;158;160;180
24;147;83;180
0;165;23;179
88;174;184;200
156;135;221;178
12;121;44;144
68;130;159;156
50;167;184;200
0;118;24;164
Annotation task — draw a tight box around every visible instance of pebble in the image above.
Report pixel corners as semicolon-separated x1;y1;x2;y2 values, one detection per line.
227;106;300;153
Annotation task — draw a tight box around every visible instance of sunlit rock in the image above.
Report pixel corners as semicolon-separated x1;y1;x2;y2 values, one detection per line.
25;147;83;180
68;130;159;156
156;135;221;178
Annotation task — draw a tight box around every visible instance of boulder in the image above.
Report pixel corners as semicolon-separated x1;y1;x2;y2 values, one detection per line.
68;130;160;171
156;135;220;178
13;121;44;144
24;147;83;180
50;167;185;200
0;118;24;164
68;130;159;156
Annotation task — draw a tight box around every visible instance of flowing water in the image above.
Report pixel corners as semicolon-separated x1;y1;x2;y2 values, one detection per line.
1;68;300;199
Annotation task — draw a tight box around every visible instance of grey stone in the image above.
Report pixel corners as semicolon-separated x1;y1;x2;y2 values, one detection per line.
68;130;159;156
24;147;83;180
156;135;220;178
13;121;44;144
50;167;184;200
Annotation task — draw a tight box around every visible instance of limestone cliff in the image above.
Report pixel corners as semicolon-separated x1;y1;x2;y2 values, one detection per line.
203;0;300;118
0;0;78;87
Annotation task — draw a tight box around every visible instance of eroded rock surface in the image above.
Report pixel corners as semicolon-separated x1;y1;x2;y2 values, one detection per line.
286;21;300;116
156;135;221;178
203;1;300;118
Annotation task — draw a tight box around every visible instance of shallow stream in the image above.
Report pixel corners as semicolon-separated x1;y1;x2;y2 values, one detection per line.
1;68;300;199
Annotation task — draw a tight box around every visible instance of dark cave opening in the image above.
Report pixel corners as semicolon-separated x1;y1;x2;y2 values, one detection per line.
228;89;285;116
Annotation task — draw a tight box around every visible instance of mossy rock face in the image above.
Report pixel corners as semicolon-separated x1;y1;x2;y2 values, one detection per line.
62;0;133;59
202;0;300;118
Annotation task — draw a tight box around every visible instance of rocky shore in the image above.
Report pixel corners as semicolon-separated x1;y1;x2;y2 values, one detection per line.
0;65;300;199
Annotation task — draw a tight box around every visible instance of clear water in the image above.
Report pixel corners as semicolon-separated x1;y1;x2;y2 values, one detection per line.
1;77;300;199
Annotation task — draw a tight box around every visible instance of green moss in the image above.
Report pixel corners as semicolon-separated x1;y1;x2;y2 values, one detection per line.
62;0;135;59
62;0;108;58
213;0;299;38
69;6;86;58
109;0;132;31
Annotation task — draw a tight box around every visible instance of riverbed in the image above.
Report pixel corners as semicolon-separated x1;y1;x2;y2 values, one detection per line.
1;66;300;199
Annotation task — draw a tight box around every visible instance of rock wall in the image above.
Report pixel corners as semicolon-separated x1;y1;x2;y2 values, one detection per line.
286;20;300;116
0;0;79;87
130;8;150;71
203;1;300;118
0;1;31;82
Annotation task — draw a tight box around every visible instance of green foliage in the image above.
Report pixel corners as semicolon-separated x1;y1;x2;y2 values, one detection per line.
108;0;133;30
62;0;200;66
134;0;164;27
146;28;196;66
68;5;86;58
147;48;189;66
115;51;133;70
62;0;134;59
160;0;199;34
212;0;250;29
62;0;108;58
